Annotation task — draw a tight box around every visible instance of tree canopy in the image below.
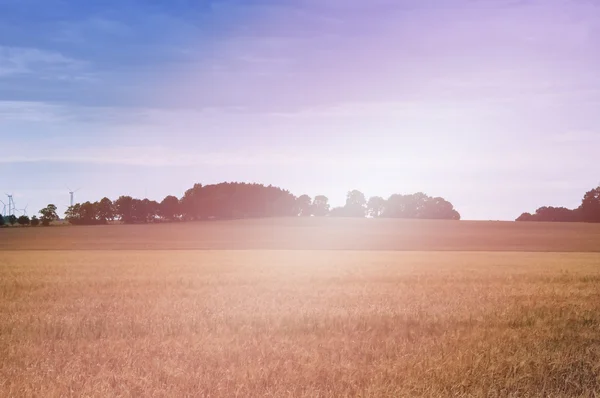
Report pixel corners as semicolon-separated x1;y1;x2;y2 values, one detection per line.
312;195;330;217
367;196;386;218
159;195;181;221
516;186;600;223
39;204;59;226
297;195;312;217
60;182;461;225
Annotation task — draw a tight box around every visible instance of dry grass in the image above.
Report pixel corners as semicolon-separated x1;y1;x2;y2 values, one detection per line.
2;250;600;397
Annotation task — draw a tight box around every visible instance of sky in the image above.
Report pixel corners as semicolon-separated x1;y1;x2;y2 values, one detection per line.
1;0;599;220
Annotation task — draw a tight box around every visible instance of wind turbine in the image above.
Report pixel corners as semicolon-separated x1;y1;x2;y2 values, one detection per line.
18;204;29;217
5;194;15;216
0;200;6;217
67;187;81;207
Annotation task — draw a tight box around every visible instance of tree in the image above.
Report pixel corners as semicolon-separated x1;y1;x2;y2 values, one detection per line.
65;204;82;225
159;195;181;221
516;206;580;222
297;195;312;217
96;197;115;224
312;195;330;217
131;199;145;223
17;215;30;226
344;190;367;217
65;203;101;225
270;189;298;218
180;182;297;220
39;204;59;226
384;193;426;218
515;185;600;223
421;197;461;220
35;182;465;226
79;201;97;224
30;216;40;226
516;212;533;222
140;199;160;223
180;183;203;221
8;215;17;225
0;215;4;227
580;187;600;223
367;196;386;218
115;196;134;223
126;198;160;224
382;193;460;220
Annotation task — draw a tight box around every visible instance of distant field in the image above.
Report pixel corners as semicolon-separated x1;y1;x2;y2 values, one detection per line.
2;218;600;251
2;219;600;396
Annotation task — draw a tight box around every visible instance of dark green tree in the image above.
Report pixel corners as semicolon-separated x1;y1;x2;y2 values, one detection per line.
96;197;115;224
128;199;159;223
131;199;145;223
143;199;160;223
65;204;82;225
580;187;600;223
159;195;181;221
79;201;97;224
17;215;30;226
180;182;297;220
30;216;40;226
39;204;59;226
115;196;134;223
180;183;203;220
516;212;533;222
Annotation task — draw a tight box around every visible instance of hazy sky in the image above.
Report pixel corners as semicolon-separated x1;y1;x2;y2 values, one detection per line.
1;0;599;220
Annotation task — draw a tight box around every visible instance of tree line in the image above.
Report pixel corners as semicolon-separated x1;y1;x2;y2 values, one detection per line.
516;185;600;223
7;182;599;226
0;205;56;227
0;182;461;227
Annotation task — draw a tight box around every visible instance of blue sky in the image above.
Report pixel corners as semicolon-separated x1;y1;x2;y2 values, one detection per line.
1;0;599;220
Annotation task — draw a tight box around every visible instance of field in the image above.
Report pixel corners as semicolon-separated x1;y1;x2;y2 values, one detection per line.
2;219;600;397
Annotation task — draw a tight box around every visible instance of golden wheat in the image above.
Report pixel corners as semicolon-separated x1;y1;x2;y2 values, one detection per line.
1;250;600;397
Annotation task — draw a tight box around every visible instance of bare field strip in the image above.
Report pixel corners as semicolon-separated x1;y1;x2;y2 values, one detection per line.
2;218;600;251
2;250;600;397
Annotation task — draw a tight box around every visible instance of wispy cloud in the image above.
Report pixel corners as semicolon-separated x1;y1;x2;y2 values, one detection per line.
54;17;133;43
0;141;584;179
0;101;69;122
0;46;85;78
0;101;145;124
0;147;303;167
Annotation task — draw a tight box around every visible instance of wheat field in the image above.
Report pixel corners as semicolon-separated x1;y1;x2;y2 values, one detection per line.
2;220;600;397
